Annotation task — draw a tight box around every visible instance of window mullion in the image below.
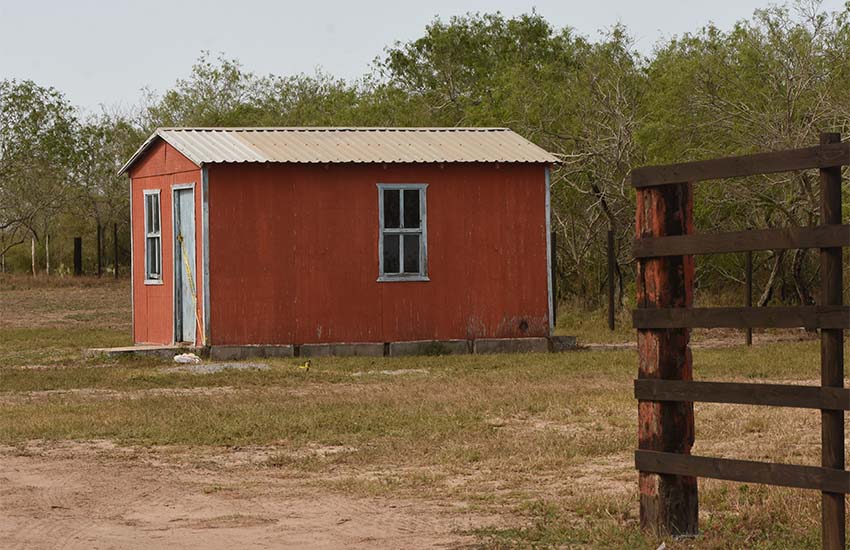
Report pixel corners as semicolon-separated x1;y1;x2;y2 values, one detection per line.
399;190;405;229
396;232;402;275
418;233;423;276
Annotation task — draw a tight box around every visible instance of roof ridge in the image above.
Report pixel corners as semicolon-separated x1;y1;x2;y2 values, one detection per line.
156;127;511;132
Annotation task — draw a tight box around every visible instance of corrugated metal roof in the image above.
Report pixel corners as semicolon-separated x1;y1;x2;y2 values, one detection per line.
119;127;559;174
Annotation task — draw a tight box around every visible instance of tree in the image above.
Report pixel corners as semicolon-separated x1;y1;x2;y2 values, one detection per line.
142;52;369;129
142;52;266;128
378;12;645;305
72;111;144;275
641;1;850;304
0;80;78;273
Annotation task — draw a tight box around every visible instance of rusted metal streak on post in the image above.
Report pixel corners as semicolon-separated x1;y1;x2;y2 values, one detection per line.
635;182;698;536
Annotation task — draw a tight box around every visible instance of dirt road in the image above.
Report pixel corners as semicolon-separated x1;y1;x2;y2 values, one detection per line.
0;441;485;550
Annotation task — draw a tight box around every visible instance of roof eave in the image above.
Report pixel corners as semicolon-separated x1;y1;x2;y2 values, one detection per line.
119;127;560;174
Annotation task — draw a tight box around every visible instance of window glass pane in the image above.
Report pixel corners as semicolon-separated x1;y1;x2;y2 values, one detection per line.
383;189;400;228
383;233;400;274
403;234;420;274
403;189;420;229
155;238;161;275
146;194;160;234
151;195;159;233
146;237;156;277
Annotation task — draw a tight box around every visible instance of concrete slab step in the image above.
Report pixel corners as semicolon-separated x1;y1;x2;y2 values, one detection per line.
84;345;205;360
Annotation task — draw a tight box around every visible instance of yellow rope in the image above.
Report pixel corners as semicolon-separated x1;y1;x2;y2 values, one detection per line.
176;231;204;345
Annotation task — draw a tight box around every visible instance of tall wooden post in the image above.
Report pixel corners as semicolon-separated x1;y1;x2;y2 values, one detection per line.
818;132;844;550
113;222;119;279
745;249;753;345
607;229;615;330
636;182;698;536
30;236;36;277
45;234;50;276
73;237;82;276
96;224;103;278
551;230;557;327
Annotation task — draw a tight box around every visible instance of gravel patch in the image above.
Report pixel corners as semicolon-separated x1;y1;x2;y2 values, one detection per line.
161;362;270;374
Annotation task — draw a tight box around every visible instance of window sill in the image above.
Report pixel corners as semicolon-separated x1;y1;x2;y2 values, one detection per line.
377;275;430;283
144;279;164;286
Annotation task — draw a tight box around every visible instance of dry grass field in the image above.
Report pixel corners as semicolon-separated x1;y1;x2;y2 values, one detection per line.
0;274;845;549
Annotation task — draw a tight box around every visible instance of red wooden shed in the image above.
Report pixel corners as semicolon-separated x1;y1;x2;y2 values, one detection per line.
119;127;558;353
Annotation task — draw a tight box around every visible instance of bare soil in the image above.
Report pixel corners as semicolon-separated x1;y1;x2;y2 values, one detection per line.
0;441;489;550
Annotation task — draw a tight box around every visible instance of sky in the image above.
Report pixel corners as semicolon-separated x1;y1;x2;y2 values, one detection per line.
0;0;846;113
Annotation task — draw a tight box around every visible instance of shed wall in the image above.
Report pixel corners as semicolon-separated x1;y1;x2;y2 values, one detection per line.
129;141;203;344
207;162;549;345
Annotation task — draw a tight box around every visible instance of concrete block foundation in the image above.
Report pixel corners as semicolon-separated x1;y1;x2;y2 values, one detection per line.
299;342;385;358
388;339;470;356
86;336;579;360
209;345;294;361
473;337;549;355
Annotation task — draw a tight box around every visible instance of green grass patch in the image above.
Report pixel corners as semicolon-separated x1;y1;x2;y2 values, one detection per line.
0;327;131;367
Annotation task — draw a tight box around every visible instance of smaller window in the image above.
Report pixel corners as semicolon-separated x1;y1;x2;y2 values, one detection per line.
143;190;162;282
378;184;427;281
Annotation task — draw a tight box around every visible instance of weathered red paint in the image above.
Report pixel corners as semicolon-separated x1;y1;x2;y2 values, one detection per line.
207;162;549;345
130;142;550;346
129;141;203;344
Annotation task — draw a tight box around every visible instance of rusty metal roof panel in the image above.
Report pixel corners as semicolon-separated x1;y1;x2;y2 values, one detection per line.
119;127;558;174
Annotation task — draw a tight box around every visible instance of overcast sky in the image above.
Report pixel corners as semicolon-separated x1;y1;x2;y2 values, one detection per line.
0;0;845;113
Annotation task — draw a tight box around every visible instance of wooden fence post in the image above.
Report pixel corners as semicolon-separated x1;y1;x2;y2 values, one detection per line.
818;132;844;550
30;236;36;277
73;237;82;276
608;229;615;331
551;230;557;327
745;248;753;345
96;224;103;278
636;182;698;536
113;222;119;279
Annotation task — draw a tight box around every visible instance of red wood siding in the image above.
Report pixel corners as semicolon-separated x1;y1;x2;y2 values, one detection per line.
207;162;549;345
129;140;203;345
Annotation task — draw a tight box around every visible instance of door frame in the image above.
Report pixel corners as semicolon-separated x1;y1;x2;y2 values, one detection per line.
171;182;197;345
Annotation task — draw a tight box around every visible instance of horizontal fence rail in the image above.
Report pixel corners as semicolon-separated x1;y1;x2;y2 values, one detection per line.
634;379;850;410
636;450;850;494
630;141;850;187
633;305;850;329
633;225;850;258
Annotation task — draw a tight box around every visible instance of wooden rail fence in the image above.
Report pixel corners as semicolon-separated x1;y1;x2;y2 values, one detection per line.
630;133;849;548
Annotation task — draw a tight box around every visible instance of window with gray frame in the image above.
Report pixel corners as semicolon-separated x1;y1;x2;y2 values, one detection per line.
143;190;162;282
378;184;427;280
